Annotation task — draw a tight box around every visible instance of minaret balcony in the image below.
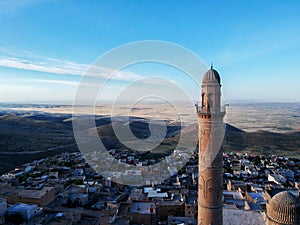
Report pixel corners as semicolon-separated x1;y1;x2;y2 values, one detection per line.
196;106;226;119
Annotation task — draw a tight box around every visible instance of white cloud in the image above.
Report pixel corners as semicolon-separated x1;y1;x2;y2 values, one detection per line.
137;77;175;86
0;49;197;102
29;79;80;87
0;48;142;81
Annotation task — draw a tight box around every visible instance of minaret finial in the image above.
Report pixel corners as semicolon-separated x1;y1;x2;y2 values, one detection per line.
211;62;213;69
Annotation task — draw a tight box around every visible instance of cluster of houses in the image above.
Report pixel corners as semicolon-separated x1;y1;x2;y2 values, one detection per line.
0;151;299;224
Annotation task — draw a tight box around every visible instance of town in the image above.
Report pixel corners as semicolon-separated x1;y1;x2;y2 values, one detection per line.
0;150;299;225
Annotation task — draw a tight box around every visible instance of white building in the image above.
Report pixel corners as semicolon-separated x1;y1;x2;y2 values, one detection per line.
0;199;7;217
8;202;41;221
223;208;265;225
0;199;7;224
268;174;287;185
276;169;294;181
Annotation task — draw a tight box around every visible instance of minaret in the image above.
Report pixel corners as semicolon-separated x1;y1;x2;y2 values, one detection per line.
197;65;225;225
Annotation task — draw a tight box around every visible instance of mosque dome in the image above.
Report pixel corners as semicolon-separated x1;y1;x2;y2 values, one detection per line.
267;191;299;225
202;65;221;84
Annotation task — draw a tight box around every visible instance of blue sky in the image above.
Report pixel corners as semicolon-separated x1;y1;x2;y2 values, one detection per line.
0;0;300;103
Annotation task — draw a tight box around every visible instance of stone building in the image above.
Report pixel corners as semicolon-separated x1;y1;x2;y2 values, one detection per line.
185;202;197;218
16;187;55;206
157;200;185;221
127;200;156;225
0;185;54;207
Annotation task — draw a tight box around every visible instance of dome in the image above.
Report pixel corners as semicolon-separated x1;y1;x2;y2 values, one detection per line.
267;191;299;224
202;66;221;84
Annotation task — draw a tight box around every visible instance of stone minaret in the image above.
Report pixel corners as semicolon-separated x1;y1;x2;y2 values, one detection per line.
196;66;225;225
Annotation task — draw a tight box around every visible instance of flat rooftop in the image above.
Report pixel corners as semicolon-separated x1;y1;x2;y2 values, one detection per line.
223;208;265;225
9;202;37;211
18;187;53;199
130;201;155;214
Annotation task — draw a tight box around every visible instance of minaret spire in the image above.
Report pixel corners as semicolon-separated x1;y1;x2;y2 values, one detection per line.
210;62;213;69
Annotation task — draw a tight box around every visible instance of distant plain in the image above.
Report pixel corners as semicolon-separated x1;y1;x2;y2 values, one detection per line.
0;102;299;174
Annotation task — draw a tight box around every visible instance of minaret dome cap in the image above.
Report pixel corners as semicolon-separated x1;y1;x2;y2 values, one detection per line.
202;65;221;84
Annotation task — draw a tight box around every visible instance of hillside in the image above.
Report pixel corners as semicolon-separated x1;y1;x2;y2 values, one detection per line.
223;128;300;157
0;112;299;173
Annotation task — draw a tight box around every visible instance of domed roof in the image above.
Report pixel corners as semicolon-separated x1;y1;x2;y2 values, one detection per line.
202;65;221;84
267;191;299;224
